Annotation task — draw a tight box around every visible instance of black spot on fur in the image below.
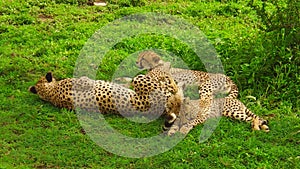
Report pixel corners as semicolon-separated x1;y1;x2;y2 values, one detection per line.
262;120;268;125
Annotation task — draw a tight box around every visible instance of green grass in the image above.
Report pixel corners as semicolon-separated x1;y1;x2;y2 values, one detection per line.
1;0;299;168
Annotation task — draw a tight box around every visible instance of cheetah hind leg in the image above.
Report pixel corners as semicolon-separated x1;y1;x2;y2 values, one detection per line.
222;98;270;132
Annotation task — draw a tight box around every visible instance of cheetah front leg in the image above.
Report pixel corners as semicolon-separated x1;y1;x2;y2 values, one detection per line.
113;77;133;88
166;98;211;135
175;109;210;135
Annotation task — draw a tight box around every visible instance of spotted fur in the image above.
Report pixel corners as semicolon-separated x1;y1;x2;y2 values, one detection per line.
29;72;183;121
136;51;269;133
167;97;270;136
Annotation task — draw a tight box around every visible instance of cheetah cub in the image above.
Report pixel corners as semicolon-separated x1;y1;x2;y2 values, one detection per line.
166;96;270;136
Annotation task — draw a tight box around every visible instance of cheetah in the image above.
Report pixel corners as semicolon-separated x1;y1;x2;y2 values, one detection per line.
166;96;270;136
135;51;269;132
29;72;183;123
136;50;239;99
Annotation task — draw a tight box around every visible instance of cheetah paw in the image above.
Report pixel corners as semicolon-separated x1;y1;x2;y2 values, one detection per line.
251;118;270;132
166;125;179;136
178;124;193;135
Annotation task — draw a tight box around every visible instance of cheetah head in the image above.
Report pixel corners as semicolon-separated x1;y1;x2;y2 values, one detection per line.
28;72;57;102
136;50;164;70
164;82;185;129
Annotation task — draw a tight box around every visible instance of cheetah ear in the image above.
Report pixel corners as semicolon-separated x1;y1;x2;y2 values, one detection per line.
45;72;53;82
29;86;37;94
